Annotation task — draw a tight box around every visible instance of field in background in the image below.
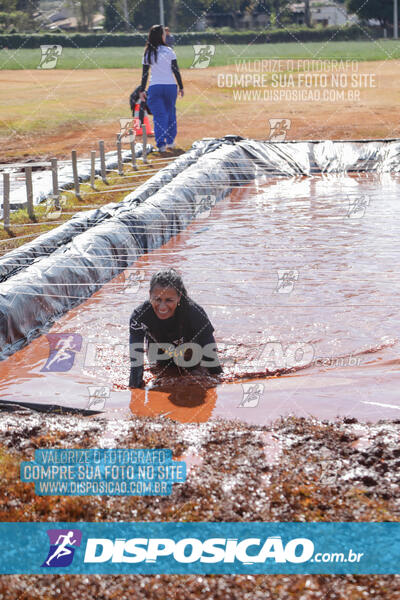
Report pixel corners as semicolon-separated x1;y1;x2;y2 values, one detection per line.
1;41;400;70
0;40;399;161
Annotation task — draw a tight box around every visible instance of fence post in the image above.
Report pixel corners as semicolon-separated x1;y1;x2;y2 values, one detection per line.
116;135;123;176
71;150;80;199
25;166;35;221
142;123;148;164
90;150;96;189
51;158;59;208
129;129;137;171
2;172;10;231
99;140;107;184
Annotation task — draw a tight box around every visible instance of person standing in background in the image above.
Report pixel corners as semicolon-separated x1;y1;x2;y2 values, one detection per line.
139;24;184;153
164;26;175;47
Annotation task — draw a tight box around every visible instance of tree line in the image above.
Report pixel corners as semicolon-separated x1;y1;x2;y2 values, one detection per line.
0;0;395;34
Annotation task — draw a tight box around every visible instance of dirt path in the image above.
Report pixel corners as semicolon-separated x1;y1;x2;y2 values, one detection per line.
0;60;399;161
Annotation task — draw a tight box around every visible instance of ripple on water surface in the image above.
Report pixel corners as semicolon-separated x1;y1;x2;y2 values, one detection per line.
0;172;399;423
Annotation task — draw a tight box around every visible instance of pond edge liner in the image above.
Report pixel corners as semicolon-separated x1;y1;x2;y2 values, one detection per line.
0;136;249;359
0;400;99;416
0;137;226;283
1;135;400;360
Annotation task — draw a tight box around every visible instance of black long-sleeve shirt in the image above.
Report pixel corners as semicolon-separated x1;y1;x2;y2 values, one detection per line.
129;299;222;388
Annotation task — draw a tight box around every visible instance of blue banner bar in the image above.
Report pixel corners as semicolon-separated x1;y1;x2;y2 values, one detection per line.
1;522;399;574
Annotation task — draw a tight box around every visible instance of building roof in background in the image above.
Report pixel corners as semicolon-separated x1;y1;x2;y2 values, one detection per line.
46;13;104;31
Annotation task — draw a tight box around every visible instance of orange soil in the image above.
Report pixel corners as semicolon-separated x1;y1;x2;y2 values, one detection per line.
0;61;399;162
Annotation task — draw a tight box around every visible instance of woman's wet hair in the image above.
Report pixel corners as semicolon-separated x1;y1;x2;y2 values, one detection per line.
144;24;165;64
149;268;188;301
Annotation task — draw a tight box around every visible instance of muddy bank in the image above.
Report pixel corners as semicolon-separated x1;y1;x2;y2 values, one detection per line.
0;409;399;597
1;573;399;599
1;409;399;522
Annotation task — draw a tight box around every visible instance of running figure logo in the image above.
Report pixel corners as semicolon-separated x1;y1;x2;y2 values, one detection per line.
275;269;299;294
347;195;370;218
268;119;291;141
37;45;63;70
41;333;83;372
190;45;215;69
194;194;216;218
87;386;110;410
239;383;264;408
42;529;82;568
119;118;135;143
45;194;67;220
123;269;145;294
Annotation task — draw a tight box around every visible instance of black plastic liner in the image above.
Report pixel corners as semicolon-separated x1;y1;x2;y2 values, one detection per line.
0;137;224;283
0;136;399;359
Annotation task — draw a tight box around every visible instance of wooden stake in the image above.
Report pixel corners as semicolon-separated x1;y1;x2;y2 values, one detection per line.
116;135;123;176
25;166;35;220
142;123;148;164
71;150;80;199
99;140;107;184
129;129;137;170
51;158;59;208
90;150;96;189
2;172;10;230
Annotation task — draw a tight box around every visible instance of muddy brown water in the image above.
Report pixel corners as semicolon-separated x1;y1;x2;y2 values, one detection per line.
0;172;399;424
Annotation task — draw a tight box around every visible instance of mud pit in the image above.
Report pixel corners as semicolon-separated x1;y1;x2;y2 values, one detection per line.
0;171;399;424
1;162;400;595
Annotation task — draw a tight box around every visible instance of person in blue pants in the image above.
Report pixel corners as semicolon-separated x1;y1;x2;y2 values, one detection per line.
139;24;184;152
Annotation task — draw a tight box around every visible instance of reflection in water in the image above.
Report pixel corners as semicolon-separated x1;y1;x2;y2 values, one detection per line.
131;365;218;423
130;382;217;423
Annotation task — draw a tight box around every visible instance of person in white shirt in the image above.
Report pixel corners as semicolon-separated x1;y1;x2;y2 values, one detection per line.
139;24;184;152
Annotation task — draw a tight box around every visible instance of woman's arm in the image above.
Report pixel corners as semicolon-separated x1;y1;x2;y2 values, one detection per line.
140;64;150;92
188;303;223;375
171;59;184;96
139;64;150;101
129;317;146;388
198;329;223;375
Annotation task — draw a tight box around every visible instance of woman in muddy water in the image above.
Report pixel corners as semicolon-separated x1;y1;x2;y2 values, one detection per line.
128;268;223;389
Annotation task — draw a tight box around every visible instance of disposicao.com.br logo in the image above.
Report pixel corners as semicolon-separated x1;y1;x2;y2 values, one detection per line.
83;536;314;564
42;529;82;567
32;522;374;574
0;522;386;574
